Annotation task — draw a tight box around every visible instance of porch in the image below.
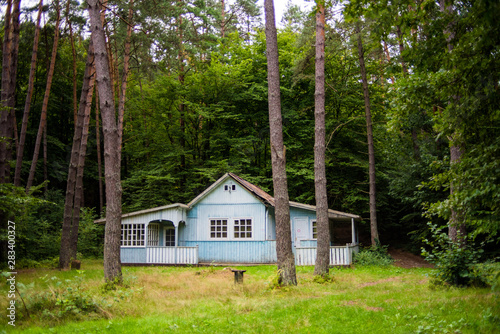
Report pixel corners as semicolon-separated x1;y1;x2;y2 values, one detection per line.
295;244;360;266
120;246;199;264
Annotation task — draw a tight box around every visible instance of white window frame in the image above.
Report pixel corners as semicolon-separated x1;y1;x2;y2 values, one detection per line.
147;223;160;246
233;218;253;239
209;218;229;239
121;223;145;247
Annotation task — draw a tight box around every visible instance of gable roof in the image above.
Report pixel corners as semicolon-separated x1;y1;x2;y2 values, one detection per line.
96;173;361;223
189;173;361;221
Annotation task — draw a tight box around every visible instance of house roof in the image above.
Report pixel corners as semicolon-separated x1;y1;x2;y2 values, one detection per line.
189;173;360;221
94;203;189;224
96;173;361;223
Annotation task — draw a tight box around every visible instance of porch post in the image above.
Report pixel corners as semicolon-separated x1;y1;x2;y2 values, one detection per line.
174;224;179;264
351;218;356;245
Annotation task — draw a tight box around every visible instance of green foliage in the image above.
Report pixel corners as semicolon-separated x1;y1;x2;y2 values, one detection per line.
422;223;489;287
266;269;284;290
15;271;103;322
353;243;394;266
312;273;335;284
77;208;104;258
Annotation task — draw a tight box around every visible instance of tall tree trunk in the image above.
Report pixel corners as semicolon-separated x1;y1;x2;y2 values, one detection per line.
117;0;134;145
14;0;43;187
43;120;47;194
0;0;19;183
59;44;95;269
264;0;296;286
70;71;95;259
88;0;123;282
26;0;61;193
356;22;379;247
313;1;330;277
177;7;186;187
96;90;104;213
65;0;78;125
440;0;465;243
6;0;20;167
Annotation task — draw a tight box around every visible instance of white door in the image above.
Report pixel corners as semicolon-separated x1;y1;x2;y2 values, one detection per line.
294;217;309;247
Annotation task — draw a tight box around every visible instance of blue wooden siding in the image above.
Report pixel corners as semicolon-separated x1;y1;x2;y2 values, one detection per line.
121;247;147;263
184;241;277;263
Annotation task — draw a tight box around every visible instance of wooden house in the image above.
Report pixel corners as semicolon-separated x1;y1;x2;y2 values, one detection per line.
96;173;360;266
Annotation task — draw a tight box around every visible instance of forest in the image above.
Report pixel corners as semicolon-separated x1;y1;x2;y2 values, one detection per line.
0;0;499;282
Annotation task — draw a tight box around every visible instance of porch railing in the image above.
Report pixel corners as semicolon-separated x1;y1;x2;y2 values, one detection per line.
295;244;359;266
146;246;199;264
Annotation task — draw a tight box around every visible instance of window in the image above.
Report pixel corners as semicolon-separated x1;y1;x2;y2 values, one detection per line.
165;227;175;246
210;219;228;238
234;219;252;238
312;221;317;239
121;223;145;246
224;184;236;191
147;223;159;246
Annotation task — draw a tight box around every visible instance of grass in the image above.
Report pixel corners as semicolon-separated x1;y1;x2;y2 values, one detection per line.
1;260;499;333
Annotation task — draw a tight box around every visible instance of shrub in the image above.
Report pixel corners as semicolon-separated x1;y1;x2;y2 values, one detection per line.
353;243;394;266
422;223;489;287
16;271;104;323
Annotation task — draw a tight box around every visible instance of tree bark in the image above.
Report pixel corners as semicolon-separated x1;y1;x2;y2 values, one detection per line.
313;1;330;277
356;22;379;247
65;0;78;125
59;43;95;269
117;0;133;145
264;0;296;286
14;0;43;187
70;70;95;259
26;0;61;193
440;0;465;243
96;91;104;214
88;0;123;282
0;0;19;184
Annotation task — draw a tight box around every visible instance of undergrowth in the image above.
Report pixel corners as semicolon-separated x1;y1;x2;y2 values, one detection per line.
353;243;394;266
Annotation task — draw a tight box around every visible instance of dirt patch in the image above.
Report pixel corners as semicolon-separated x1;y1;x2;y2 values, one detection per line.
388;248;433;269
341;300;384;312
359;276;400;288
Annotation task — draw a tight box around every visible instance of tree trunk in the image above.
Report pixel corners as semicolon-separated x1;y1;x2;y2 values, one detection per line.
70;71;95;259
14;0;43;187
6;0;21;172
313;1;330;277
449;143;465;243
65;0;78;125
59;44;95;269
440;0;465;243
26;0;61;193
356;22;379;247
96;91;104;213
118;0;134;145
177;8;186;187
0;0;19;184
88;0;123;283
264;0;296;286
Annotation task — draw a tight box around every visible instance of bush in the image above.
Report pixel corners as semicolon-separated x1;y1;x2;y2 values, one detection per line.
353;243;394;266
77;208;104;258
16;271;103;322
422;223;489;287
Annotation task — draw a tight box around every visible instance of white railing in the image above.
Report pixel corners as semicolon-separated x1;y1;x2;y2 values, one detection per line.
295;244;359;266
147;246;199;264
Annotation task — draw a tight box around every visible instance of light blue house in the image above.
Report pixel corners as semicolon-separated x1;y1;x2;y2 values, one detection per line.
97;173;360;266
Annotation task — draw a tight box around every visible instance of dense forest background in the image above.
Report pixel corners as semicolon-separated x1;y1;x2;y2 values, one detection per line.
0;0;498;266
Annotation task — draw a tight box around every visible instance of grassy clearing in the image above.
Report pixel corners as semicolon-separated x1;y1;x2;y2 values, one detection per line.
1;260;499;333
